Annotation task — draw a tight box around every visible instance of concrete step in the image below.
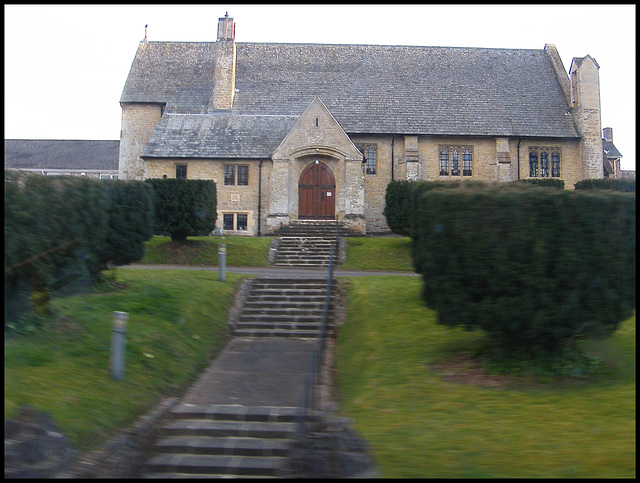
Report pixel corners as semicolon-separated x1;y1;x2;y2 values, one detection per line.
161;419;296;439
171;405;307;423
146;453;286;477
154;435;291;457
233;328;319;338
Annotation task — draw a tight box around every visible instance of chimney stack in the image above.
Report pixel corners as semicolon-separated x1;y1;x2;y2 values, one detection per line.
213;13;236;110
603;127;613;142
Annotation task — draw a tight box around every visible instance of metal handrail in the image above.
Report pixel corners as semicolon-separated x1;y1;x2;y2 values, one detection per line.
295;222;338;437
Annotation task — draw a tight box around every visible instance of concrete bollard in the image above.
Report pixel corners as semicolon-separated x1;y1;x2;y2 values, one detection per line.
110;311;128;381
218;243;227;282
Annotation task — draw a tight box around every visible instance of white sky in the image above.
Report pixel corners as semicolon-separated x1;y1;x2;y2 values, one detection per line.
4;4;636;170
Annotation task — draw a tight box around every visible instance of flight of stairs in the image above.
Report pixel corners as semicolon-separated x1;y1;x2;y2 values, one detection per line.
145;404;314;477
232;279;330;338
144;278;334;478
273;220;345;267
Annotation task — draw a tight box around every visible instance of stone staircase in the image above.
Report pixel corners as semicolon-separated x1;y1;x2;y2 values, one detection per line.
144;278;335;478
145;404;315;477
232;279;330;338
273;220;344;267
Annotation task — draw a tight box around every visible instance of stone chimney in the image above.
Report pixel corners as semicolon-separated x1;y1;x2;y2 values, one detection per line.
603;127;613;142
570;55;603;180
213;13;236;110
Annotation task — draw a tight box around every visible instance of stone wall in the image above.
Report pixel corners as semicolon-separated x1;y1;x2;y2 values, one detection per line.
119;103;163;180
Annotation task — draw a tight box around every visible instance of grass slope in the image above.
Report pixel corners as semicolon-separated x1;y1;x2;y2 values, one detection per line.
5;269;246;450
336;276;636;478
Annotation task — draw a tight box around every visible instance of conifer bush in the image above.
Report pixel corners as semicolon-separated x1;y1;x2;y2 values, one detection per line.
146;178;217;244
412;183;635;353
5;172;154;329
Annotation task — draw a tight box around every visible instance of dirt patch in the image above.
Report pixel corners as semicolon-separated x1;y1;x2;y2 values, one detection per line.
431;354;523;388
430;352;603;389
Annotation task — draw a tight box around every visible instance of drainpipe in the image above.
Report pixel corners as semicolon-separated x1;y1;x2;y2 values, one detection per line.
257;160;263;236
391;135;396;181
516;138;522;180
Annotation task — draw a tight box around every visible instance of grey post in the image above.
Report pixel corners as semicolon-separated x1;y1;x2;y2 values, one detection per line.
218;243;227;281
110;311;128;381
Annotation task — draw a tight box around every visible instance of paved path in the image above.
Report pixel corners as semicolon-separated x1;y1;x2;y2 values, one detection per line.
126;264;420;278
123;265;417;410
180;338;315;407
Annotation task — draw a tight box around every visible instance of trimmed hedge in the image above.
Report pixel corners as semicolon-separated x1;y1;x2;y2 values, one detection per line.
145;178;217;243
412;182;635;351
516;178;565;189
384;180;467;236
4;172;154;327
574;178;635;192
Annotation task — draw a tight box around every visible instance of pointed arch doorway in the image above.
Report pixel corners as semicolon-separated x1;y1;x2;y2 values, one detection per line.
298;161;335;219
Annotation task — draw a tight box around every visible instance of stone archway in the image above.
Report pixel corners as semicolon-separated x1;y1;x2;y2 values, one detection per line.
298;161;335;219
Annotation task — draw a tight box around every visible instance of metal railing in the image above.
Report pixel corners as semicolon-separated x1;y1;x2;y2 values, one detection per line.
294;220;339;437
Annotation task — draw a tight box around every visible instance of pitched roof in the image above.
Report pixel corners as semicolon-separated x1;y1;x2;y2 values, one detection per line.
122;41;581;139
4;140;119;170
143;113;298;158
603;139;622;158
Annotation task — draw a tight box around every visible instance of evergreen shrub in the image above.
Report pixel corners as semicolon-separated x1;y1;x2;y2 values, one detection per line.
574;178;635;192
146;178;217;243
515;178;565;189
384;180;467;236
4;172;155;329
412;182;635;352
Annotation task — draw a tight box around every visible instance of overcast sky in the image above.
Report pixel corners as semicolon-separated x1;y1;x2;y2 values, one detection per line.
4;4;636;170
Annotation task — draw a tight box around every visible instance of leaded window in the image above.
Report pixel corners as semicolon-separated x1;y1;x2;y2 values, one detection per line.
462;150;473;176
439;149;449;176
223;213;234;230
529;148;561;178
176;164;187;179
224;165;250;185
236;213;248;231
540;152;549;177
529;151;539;177
551;151;560;177
356;144;377;175
440;146;473;176
451;150;460;176
224;166;235;185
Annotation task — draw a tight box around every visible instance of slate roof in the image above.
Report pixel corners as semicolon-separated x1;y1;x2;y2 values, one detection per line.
603;139;622;158
122;41;580;135
4;140;119;170
143;113;299;158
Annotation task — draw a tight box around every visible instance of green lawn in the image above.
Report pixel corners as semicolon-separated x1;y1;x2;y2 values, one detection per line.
138;234;415;272
4;268;247;449
138;235;275;267
336;276;636;478
342;236;413;271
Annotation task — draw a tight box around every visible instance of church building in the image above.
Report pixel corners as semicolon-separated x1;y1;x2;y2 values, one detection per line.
119;13;607;235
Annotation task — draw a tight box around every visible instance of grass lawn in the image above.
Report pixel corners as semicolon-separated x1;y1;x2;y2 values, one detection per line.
4;268;247;450
336;276;636;478
138;235;276;267
342;236;413;272
138;234;415;272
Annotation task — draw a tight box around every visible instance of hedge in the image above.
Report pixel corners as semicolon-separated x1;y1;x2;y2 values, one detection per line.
411;182;635;352
574;178;635;192
4;172;154;327
145;178;217;243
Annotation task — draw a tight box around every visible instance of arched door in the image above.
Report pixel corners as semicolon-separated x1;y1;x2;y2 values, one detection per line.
298;162;335;219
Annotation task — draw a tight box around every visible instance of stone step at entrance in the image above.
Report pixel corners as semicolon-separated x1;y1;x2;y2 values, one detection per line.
273;220;344;267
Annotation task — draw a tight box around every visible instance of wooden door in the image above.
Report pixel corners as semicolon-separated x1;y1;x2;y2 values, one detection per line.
298;162;335;219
